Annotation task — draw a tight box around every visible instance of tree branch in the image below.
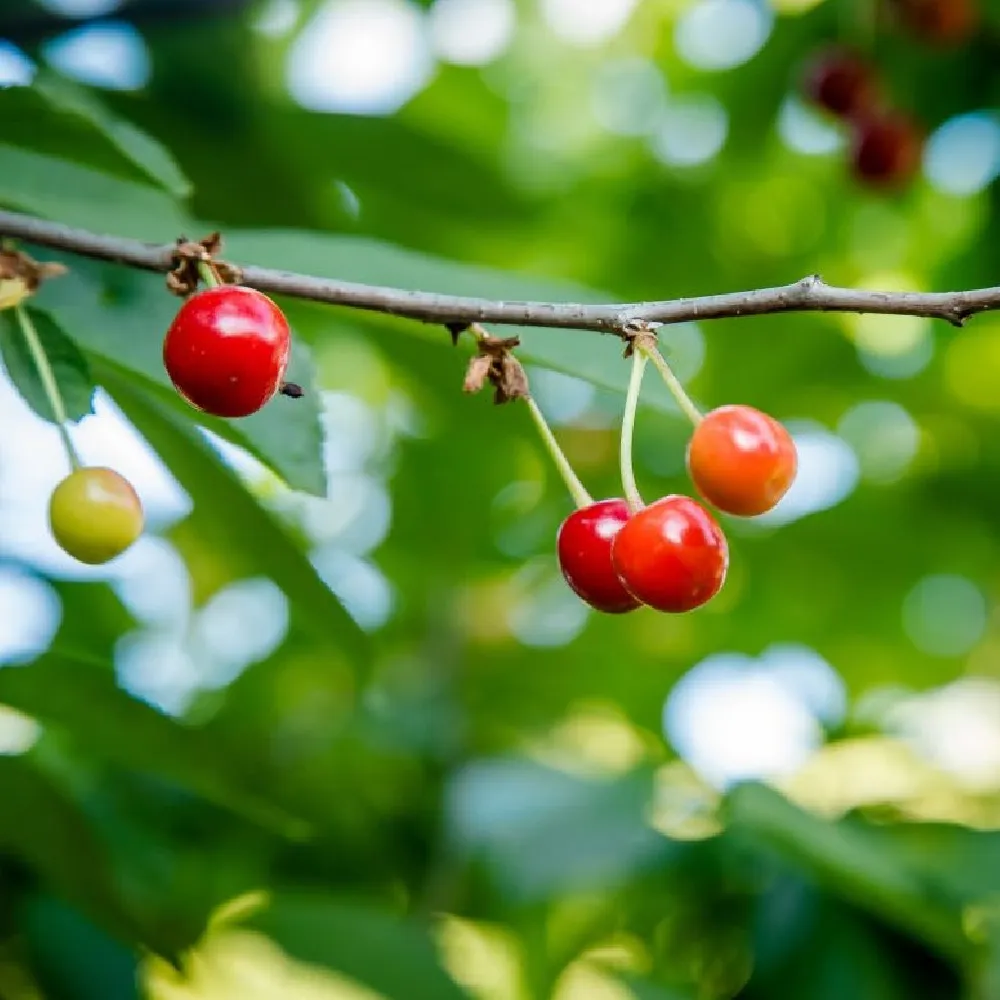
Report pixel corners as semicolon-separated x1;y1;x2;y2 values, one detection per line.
1;208;996;333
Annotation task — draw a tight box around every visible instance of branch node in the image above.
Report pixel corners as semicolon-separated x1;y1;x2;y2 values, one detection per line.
621;319;660;359
0;248;66;310
462;332;527;404
166;232;243;297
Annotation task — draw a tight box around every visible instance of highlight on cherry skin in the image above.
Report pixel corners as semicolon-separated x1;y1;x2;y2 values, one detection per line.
163;284;291;419
686;404;798;517
557;499;641;614
611;494;728;614
48;466;145;565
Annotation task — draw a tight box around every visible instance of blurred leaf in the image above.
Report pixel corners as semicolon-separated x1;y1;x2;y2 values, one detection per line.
445;759;672;901
0;653;309;839
0;74;190;198
617;973;699;1000
0;757;130;943
0;145;191;238
19;894;141;1000
34;263;327;496
248;893;471;1000
724;783;972;963
97;362;366;660
0;307;95;424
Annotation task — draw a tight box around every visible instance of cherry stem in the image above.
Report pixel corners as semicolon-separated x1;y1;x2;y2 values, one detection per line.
639;341;704;427
524;395;593;510
620;350;647;514
14;304;81;471
197;260;221;289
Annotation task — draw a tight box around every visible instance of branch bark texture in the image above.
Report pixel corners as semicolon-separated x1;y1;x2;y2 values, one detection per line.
1;208;996;333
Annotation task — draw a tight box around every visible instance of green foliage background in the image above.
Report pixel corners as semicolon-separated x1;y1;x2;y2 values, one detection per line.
2;1;1000;998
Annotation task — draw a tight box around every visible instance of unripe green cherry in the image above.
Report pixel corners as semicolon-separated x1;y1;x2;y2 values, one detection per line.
48;467;144;565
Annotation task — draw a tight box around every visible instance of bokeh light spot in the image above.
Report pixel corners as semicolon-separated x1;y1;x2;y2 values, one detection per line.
664;648;832;789
540;0;638;48
675;0;772;72
924;111;1000;197
903;574;987;658
287;0;434;116
0;568;61;666
430;0;515;66
0;42;37;86
42;20;151;91
36;0;123;13
777;95;843;156
591;58;667;137
837;400;920;484
651;94;728;167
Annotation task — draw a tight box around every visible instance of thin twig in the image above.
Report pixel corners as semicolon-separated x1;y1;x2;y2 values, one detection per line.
0;208;994;332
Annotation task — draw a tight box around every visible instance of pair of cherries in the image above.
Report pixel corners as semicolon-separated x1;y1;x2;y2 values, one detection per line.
801;46;924;191
556;406;797;615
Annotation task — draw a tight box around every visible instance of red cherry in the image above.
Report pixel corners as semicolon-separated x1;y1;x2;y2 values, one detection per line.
557;499;642;614
163;285;291;418
850;112;924;190
802;47;880;120
686;405;797;517
611;495;728;614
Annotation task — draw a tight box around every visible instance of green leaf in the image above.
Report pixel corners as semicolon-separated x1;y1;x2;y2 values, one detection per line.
0;145;191;239
0;307;96;424
19;894;141;1000
723;783;972;963
0;756;131;942
0;74;191;199
96;362;366;662
0;653;309;840
445;759;672;901
616;974;699;1000
34;262;327;496
247;893;471;1000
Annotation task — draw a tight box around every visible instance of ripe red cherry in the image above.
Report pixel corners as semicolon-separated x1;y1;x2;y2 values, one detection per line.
801;47;880;119
557;499;641;614
850;113;923;190
163;285;291;418
611;496;728;614
686;405;797;517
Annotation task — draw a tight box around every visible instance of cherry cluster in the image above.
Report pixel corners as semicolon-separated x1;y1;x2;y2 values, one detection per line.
802;46;923;190
800;0;979;191
552;350;797;616
47;279;293;566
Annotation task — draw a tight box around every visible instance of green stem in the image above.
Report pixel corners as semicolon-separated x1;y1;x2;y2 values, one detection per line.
197;260;221;288
524;395;593;509
640;341;704;428
620;351;647;514
14;305;81;471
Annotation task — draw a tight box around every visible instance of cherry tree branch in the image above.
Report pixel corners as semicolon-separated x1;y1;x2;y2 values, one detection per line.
0;208;995;332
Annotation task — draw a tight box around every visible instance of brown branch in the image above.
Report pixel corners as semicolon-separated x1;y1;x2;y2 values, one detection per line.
0;208;995;332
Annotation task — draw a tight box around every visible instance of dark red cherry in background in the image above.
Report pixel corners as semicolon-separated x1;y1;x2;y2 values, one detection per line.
611;495;728;614
687;405;797;517
802;46;880;119
557;499;641;614
163;285;291;419
850;112;924;189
